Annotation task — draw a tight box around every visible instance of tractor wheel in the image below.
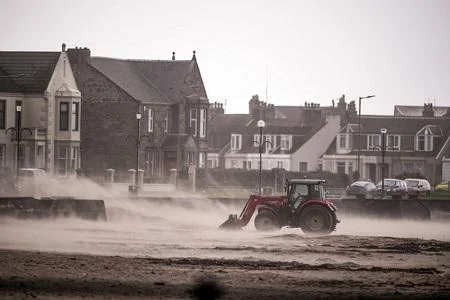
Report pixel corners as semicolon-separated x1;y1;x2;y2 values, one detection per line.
254;211;281;231
298;205;337;234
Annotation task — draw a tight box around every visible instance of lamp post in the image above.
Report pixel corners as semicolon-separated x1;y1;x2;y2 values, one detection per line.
380;128;387;195
126;112;146;194
135;113;141;186
357;95;376;179
5;104;32;191
257;120;265;195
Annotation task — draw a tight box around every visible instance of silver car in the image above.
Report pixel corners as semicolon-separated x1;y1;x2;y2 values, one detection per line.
376;178;408;199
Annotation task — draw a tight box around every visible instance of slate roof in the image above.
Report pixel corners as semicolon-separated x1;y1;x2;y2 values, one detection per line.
90;56;205;105
208;114;253;151
324;115;450;157
274;106;334;121
132;60;197;102
208;112;314;154
394;105;450;117
0;52;60;93
90;57;171;104
352;115;450;135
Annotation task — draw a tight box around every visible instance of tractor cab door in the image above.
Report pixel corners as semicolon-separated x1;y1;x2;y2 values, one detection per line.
288;183;309;210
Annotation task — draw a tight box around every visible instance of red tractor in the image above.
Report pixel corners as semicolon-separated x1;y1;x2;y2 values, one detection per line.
220;179;339;234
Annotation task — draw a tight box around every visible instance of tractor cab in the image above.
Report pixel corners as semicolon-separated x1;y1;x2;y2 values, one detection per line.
285;179;327;208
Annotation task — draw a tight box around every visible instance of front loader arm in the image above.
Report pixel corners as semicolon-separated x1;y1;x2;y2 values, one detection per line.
220;195;264;229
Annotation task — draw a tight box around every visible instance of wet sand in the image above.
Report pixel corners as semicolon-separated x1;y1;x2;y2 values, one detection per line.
1;235;449;299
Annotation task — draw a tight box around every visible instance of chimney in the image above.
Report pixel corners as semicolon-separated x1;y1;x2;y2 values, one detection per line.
422;103;435;117
192;50;196;60
209;101;225;120
61;43;66;52
172;51;176;60
67;46;91;65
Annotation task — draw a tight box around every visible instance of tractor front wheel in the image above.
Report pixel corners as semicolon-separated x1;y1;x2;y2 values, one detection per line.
298;205;337;234
254;211;281;231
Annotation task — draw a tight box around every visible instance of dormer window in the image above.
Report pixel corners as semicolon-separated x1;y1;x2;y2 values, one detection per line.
367;134;380;150
416;125;441;151
337;125;355;153
231;134;242;150
387;135;400;151
280;135;292;150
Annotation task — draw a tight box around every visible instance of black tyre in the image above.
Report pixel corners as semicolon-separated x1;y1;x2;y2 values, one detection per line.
254;211;281;231
298;205;337;234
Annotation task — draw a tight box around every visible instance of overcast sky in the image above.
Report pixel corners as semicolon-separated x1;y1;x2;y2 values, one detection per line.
1;0;449;115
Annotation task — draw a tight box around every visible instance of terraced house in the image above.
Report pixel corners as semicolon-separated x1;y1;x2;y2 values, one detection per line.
0;44;81;175
68;48;209;180
208;94;347;171
321;103;450;184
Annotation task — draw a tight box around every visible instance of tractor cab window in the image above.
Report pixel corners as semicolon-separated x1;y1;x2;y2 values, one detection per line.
311;185;324;199
290;183;309;202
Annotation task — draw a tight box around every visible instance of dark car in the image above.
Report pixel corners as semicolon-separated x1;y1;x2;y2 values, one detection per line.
346;181;376;199
376;178;408;199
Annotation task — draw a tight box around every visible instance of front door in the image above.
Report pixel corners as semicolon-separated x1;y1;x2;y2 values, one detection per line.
163;151;177;177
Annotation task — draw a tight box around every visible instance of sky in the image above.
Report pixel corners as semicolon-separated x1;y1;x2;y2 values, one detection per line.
1;0;449;115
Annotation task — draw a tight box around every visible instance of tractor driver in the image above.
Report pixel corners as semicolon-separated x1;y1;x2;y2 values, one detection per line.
290;183;309;209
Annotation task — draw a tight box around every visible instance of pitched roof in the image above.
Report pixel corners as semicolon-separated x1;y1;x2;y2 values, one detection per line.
90;57;170;104
132;60;197;102
394;105;450;117
0;52;60;93
355;115;450;135
208;114;253;151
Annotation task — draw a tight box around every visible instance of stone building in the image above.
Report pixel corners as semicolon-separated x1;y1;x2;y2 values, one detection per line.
0;44;81;175
68;48;209;180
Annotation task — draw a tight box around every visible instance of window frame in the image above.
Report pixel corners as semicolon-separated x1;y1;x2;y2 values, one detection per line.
280;135;291;150
190;108;197;137
231;134;242;150
147;108;154;132
0;143;5;167
367;134;381;150
59;102;69;131
199;108;206;138
163;110;168;133
0;100;5;129
387;134;400;151
71;102;79;131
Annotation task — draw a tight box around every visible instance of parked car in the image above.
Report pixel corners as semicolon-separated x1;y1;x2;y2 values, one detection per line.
435;181;449;192
375;178;408;199
404;178;431;197
346;180;376;199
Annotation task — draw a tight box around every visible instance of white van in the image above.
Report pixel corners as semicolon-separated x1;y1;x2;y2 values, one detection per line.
405;178;431;197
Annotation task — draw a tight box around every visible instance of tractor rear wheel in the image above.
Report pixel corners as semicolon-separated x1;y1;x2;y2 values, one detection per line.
254;211;281;231
298;205;337;234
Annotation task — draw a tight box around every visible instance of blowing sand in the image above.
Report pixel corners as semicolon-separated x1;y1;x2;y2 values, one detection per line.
0;180;449;298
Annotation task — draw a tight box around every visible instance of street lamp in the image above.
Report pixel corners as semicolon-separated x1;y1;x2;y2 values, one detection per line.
357;95;376;179
257;120;265;195
126;112;146;194
135;113;141;186
5;104;32;191
380;128;387;194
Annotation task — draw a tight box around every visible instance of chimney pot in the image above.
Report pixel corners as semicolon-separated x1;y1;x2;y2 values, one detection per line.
62;43;66;52
172;52;176;60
